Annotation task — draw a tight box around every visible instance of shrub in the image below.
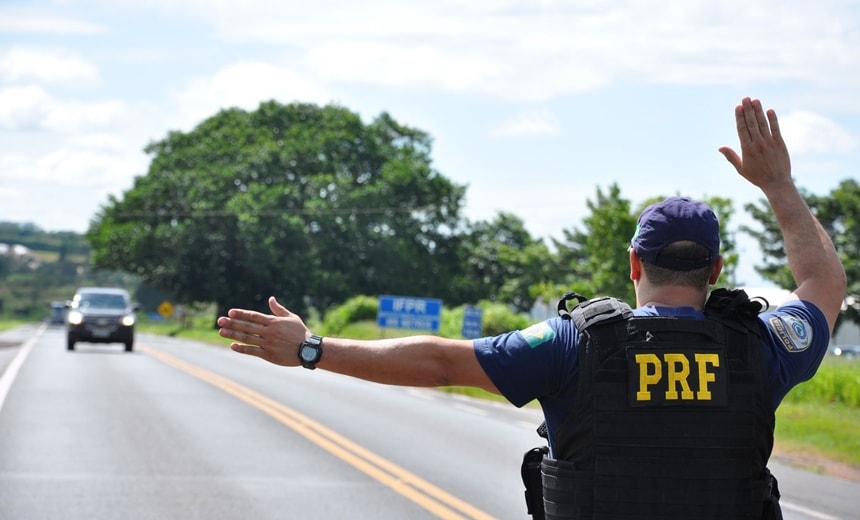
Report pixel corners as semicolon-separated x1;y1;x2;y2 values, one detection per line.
781;358;860;408
320;297;534;339
320;295;379;335
440;301;531;338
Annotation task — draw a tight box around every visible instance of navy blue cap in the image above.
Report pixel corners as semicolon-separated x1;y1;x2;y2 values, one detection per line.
630;197;720;271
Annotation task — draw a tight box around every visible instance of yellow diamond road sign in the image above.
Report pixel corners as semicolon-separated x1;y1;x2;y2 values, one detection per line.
157;301;174;318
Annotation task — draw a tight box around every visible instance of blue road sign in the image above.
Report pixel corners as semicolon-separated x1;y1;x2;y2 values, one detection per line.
461;306;483;339
377;295;443;332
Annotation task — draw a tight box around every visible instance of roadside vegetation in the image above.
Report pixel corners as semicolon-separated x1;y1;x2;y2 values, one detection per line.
776;358;860;469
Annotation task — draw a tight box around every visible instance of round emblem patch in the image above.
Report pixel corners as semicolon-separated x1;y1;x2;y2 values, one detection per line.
769;315;813;352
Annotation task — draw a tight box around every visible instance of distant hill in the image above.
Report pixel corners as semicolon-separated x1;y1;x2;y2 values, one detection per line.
0;221;90;258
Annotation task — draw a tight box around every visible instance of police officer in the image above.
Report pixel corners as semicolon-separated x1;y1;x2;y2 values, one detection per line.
217;97;846;519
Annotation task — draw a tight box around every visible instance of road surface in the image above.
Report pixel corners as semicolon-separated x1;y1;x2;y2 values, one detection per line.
0;324;856;519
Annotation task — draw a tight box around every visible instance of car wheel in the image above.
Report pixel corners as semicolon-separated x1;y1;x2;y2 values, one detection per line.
125;341;134;352
67;337;75;351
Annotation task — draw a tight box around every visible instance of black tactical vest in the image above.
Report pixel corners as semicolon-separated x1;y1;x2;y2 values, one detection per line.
542;289;775;520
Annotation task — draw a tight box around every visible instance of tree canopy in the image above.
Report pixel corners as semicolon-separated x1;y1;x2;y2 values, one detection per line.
88;102;466;317
80;99;857;331
745;179;860;330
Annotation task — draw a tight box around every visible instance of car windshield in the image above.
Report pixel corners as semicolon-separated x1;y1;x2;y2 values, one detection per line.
78;294;127;309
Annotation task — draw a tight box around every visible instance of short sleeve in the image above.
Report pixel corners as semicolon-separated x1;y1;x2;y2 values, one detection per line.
473;318;579;408
758;299;830;407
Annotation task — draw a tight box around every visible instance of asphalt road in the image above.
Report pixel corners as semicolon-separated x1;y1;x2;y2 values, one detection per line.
0;324;857;520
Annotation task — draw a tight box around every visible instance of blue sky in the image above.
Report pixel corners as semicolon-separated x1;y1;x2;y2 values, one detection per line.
1;0;858;287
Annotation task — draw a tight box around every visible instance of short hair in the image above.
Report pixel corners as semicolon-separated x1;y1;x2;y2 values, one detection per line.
640;241;716;288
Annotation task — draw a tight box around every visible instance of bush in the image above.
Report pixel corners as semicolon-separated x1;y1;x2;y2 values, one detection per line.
320;297;533;339
440;301;532;338
319;295;379;335
781;358;860;408
478;301;532;336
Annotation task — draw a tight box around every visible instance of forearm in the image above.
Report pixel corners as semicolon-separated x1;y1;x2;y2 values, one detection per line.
762;180;846;329
317;335;499;392
219;299;497;394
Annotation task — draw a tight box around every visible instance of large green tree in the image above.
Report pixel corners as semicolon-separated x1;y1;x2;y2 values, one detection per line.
744;178;860;328
88;102;466;319
551;184;638;303
452;212;553;313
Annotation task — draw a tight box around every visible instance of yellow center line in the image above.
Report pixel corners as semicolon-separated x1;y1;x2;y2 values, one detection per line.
140;345;497;520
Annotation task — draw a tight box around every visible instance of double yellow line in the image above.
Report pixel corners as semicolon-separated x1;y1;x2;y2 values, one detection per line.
141;345;496;520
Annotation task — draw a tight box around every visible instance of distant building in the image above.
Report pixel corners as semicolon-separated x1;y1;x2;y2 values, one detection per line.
0;243;32;256
0;242;39;269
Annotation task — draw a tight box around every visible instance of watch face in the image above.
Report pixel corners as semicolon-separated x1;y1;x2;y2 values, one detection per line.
300;345;318;362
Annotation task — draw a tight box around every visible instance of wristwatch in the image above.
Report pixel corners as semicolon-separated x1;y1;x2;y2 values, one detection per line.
298;334;323;369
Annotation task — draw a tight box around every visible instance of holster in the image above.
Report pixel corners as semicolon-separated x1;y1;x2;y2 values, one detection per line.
521;446;548;519
761;469;783;520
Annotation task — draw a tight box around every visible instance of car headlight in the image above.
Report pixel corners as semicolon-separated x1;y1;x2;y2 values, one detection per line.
121;315;136;327
67;310;83;325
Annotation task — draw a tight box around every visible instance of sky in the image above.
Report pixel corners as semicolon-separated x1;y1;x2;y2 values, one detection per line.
1;0;858;288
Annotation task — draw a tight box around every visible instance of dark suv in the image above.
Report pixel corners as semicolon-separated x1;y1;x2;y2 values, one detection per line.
66;287;139;352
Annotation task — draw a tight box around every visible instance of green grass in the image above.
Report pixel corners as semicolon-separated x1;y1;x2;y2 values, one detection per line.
774;357;860;469
0;320;28;333
135;317;225;344
775;401;860;466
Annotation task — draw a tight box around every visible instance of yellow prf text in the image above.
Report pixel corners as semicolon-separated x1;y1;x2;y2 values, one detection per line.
634;353;720;401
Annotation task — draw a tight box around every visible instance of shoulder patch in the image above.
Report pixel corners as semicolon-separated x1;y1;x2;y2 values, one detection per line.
769;315;813;352
520;322;556;349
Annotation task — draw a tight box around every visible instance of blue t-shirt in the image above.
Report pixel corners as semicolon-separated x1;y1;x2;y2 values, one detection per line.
474;299;829;454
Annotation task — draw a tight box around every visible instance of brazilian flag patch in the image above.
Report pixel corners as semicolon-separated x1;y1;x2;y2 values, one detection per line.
520;322;556;348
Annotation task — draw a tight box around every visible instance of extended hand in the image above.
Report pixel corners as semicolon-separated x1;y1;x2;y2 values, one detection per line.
217;296;310;366
718;97;791;190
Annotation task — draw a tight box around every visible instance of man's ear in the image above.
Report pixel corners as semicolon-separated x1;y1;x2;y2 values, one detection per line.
709;255;724;284
629;249;642;281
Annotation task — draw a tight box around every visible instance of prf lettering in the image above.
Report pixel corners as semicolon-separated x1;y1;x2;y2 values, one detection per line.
634;353;720;401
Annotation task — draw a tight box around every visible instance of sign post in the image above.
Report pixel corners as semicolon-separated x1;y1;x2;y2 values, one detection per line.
377;295;443;333
461;306;483;339
157;301;174;319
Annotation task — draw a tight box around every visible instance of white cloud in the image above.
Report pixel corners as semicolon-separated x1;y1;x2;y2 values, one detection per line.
8;1;856;103
0;47;102;86
780;111;858;156
0;8;107;34
489;109;561;138
1;143;145;187
46;99;131;132
0;86;53;129
1;0;858;240
148;0;860;102
0;86;132;132
167;61;332;131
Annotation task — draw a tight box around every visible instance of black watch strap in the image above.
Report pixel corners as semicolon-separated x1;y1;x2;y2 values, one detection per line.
298;334;323;369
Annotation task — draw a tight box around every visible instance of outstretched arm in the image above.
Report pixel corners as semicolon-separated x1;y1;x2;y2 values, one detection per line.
217;296;500;393
718;97;846;332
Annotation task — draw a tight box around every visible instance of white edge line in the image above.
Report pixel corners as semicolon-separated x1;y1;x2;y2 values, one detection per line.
0;323;47;414
780;500;840;520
